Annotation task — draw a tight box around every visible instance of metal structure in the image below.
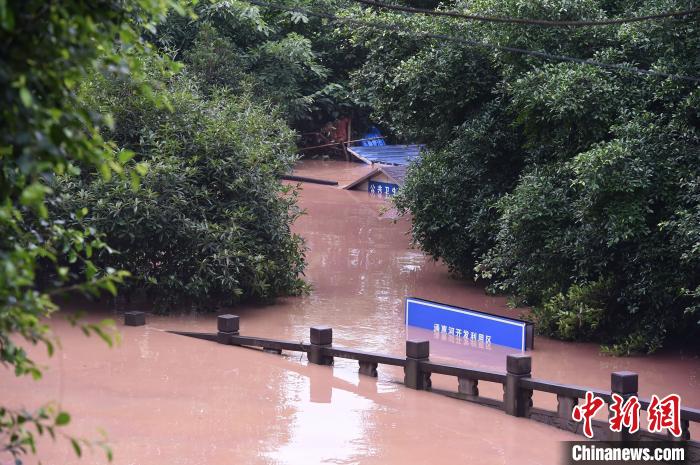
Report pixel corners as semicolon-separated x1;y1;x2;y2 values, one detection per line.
347;144;422;166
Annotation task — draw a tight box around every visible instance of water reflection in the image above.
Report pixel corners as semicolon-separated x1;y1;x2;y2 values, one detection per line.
407;325;519;370
268;370;378;464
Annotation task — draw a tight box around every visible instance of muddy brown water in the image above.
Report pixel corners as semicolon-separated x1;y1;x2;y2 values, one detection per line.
2;160;698;465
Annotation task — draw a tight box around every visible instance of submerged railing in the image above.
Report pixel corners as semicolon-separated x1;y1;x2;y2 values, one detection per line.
169;314;700;449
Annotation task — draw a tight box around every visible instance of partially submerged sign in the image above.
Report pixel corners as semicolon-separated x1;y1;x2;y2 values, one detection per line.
343;165;407;196
369;180;399;196
405;297;534;351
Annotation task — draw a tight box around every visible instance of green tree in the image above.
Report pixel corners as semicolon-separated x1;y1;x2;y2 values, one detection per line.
361;0;700;353
394;99;524;273
54;60;307;310
155;0;366;130
0;1;185;462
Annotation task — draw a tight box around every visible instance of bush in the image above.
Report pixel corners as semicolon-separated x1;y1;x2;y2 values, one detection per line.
351;34;498;142
532;279;609;341
53;65;307;310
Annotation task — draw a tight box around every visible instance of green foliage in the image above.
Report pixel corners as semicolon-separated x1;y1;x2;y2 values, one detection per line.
368;0;700;353
394;100;523;273
53;60;307;310
183;23;248;92
250;32;331;120
476;113;699;353
353;37;497;141
509;64;629;161
155;0;360;128
475;164;578;300
532;279;609;341
0;0;186;463
662;178;700;318
466;0;613;73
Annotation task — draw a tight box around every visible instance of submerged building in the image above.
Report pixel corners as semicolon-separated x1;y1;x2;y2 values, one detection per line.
343;164;408;196
345;144;421;196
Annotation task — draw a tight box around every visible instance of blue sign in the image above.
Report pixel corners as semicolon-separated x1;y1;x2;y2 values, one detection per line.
405;297;534;351
369;181;398;196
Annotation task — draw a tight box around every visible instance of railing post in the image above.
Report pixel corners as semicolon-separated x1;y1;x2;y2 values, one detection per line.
610;371;638;442
308;326;333;365
458;378;479;399
404;340;431;390
124;311;146;326
358;361;378;377
504;354;532;417
217;314;239;344
557;394;578;429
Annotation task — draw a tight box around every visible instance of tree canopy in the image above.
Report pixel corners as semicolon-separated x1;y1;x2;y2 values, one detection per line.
373;0;700;354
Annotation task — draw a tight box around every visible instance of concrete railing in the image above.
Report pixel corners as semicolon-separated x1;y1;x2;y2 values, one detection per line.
170;314;700;451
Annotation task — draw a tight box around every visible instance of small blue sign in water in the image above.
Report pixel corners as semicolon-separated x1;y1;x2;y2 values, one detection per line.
405;297;534;351
369;181;398;196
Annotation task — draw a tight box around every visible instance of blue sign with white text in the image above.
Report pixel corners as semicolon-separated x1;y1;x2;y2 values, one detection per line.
369;181;398;196
405;297;534;351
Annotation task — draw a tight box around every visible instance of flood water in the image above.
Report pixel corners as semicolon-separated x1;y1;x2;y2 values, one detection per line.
2;159;698;465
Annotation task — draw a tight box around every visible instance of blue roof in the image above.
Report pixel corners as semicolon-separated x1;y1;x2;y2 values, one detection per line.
347;145;422;166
